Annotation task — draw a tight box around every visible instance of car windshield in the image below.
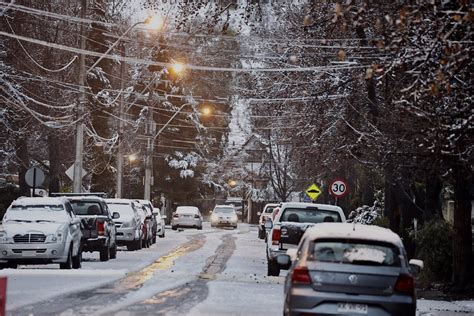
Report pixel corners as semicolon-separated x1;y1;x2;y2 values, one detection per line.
311;239;401;267
107;203;134;220
280;208;341;223
6;205;68;222
69;201;104;216
214;207;234;213
264;206;275;213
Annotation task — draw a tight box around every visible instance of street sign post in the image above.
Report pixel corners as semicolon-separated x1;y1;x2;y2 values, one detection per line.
65;164;87;182
329;179;349;205
305;183;322;202
25;167;45;197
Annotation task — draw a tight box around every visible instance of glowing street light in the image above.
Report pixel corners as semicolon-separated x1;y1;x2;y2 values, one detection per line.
229;179;237;187
128;154;137;163
170;62;185;75
201;106;212;116
144;15;164;30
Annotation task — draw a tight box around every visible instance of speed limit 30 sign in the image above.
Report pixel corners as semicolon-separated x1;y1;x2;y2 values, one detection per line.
330;179;349;198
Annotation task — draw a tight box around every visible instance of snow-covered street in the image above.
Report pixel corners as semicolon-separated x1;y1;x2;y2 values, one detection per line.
0;224;471;315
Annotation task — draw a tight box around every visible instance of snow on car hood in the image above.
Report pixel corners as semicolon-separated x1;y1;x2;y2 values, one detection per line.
2;220;66;235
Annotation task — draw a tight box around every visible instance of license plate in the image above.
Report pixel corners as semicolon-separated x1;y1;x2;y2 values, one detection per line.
337;303;368;314
183;215;192;218
21;251;37;257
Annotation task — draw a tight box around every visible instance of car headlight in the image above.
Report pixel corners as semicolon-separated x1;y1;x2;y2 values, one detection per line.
46;233;63;243
231;215;238;221
0;231;13;244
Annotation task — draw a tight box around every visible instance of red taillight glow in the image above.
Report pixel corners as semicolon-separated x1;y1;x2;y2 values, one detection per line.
272;228;281;245
97;221;105;236
292;266;311;284
394;274;414;295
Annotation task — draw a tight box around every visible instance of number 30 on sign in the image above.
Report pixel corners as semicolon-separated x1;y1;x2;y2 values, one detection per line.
330;179;349;198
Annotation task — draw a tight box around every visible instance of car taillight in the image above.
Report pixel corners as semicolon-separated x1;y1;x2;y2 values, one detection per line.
272;228;281;245
394;274;414;295
173;213;179;218
194;214;200;219
292;266;311;284
97;221;105;236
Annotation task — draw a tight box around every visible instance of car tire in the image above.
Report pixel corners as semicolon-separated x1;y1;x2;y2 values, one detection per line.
100;246;110;261
197;226;203;230
159;230;165;238
72;248;82;269
126;243;134;251
267;259;280;276
258;227;265;239
172;225;177;231
110;243;117;259
60;246;73;270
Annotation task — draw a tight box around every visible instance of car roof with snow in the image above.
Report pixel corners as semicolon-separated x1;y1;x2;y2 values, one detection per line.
10;196;70;206
214;205;234;208
280;202;343;212
105;198;136;205
303;223;403;247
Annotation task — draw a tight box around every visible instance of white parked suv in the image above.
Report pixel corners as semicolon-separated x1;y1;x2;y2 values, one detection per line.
0;197;83;269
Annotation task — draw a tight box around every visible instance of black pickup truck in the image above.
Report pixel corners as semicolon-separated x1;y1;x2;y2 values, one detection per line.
52;193;118;261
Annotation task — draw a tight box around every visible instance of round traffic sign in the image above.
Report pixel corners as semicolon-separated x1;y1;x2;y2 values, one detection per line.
330;179;348;197
25;167;45;187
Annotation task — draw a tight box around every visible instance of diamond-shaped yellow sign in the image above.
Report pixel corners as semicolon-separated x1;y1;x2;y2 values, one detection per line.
306;183;322;201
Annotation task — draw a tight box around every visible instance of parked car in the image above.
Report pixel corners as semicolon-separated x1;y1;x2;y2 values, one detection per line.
105;199;143;251
0;197;82;269
266;202;346;276
210;205;238;228
154;208;166;238
136;200;158;244
134;201;153;248
62;195;118;261
257;203;279;239
279;223;423;316
171;206;203;230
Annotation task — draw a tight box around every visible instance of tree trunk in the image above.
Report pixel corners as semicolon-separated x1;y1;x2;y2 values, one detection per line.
16;136;29;197
425;172;442;220
452;170;473;286
384;170;400;233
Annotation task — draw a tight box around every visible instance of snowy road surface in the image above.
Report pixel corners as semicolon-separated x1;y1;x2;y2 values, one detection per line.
0;223;472;315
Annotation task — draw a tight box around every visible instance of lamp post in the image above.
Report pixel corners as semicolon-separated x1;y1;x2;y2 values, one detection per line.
72;14;161;193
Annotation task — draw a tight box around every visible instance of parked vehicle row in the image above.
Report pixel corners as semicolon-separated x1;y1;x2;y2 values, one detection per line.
259;201;424;316
0;195;166;270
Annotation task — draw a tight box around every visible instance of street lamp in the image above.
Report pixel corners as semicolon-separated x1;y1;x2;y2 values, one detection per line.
72;15;161;193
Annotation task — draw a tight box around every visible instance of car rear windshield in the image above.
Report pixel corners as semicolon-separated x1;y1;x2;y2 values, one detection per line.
70;201;105;216
214;207;234;213
280;208;341;223
311;239;401;267
177;207;198;214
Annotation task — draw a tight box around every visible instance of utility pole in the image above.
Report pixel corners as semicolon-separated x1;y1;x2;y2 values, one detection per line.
144;93;155;201
116;43;125;198
73;0;87;193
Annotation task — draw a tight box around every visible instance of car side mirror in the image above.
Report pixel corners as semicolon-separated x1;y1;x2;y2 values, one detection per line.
277;254;290;266
161;215;167;219
264;220;273;229
257;212;261;216
409;259;424;276
112;212;120;219
152;211;159;216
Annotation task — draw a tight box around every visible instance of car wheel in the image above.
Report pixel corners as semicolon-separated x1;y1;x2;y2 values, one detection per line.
100;246;110;261
267;259;280;276
197;226;203;230
258;227;265;239
159;230;165;238
60;246;73;270
72;248;82;269
152;234;157;244
126;243;135;251
172;225;177;231
110;243;117;259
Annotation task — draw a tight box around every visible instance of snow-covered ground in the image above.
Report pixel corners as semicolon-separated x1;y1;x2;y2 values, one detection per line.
1;224;472;315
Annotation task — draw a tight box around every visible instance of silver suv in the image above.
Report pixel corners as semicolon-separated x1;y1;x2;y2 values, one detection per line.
0;197;83;269
106;199;143;251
